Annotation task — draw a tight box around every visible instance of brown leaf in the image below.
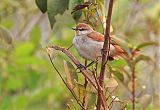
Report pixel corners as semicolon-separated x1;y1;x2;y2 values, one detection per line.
71;2;92;14
63;60;78;89
105;78;118;93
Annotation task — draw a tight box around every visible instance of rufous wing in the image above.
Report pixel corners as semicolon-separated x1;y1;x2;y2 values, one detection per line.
87;31;104;42
87;31;129;60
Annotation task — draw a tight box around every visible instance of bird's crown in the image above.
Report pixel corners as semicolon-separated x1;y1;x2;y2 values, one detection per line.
75;23;93;31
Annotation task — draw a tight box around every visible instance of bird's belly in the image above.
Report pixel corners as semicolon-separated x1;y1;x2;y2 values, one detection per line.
73;36;103;61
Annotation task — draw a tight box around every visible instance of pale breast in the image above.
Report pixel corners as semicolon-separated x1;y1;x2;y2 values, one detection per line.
73;36;103;61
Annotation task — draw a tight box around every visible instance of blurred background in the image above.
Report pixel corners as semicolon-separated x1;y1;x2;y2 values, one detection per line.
0;0;159;110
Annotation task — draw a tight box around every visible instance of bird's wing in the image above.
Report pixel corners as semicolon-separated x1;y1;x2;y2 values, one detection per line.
87;31;104;42
88;32;129;59
110;40;126;54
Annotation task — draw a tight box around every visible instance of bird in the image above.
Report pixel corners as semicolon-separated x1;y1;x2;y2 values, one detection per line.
72;23;129;63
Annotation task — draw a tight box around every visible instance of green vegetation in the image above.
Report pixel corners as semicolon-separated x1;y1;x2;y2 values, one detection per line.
0;0;159;110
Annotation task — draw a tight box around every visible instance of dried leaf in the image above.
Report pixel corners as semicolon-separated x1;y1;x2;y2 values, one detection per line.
47;47;58;59
71;2;92;14
105;78;118;88
63;60;78;89
74;81;86;99
69;0;84;10
105;78;118;93
35;0;47;13
69;0;83;21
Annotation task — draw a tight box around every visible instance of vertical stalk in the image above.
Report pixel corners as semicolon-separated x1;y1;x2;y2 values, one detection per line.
96;0;114;110
131;62;135;110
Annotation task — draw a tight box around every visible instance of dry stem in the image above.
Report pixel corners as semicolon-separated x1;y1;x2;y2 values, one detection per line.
47;54;85;109
96;0;114;110
48;45;97;89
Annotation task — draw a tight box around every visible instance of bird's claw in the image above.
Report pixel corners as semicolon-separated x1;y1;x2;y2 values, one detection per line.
77;64;86;70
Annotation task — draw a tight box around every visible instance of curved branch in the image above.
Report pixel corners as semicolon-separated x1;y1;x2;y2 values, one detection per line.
47;53;85;109
48;45;98;90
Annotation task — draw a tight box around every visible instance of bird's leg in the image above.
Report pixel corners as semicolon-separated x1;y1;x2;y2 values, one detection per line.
85;60;87;67
84;60;88;88
76;61;94;71
67;44;73;50
76;64;86;70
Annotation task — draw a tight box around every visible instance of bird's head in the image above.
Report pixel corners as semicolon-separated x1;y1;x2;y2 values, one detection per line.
72;23;94;36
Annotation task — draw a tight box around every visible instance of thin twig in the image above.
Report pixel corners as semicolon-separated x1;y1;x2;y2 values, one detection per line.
121;104;127;110
67;44;73;50
48;45;98;89
93;70;100;89
131;61;135;110
108;96;117;110
96;0;114;110
47;53;85;110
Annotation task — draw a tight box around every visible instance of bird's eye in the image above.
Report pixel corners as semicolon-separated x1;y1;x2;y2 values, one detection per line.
78;28;87;31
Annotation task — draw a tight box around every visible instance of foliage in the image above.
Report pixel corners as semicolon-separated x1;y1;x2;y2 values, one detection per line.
0;0;159;110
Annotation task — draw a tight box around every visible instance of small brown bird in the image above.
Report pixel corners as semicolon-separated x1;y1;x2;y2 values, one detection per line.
72;23;128;61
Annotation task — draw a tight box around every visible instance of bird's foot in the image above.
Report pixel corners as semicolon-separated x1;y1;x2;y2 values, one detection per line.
77;64;86;70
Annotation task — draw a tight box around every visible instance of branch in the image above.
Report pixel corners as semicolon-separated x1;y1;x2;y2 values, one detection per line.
48;45;98;90
47;53;85;109
131;62;136;110
96;0;114;110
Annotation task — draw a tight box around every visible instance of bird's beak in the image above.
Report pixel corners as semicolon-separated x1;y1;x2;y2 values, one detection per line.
72;27;77;31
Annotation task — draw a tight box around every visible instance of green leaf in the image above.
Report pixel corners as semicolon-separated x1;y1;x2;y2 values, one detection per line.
26;70;42;90
135;55;152;64
35;0;47;13
113;69;124;81
69;0;83;10
138;94;152;109
29;88;54;105
6;78;23;91
14;95;28;109
0;25;13;44
108;65;124;81
135;42;158;50
14;42;35;57
69;0;83;21
47;0;69;28
0;96;12;110
63;60;78;89
110;59;127;67
87;92;96;108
